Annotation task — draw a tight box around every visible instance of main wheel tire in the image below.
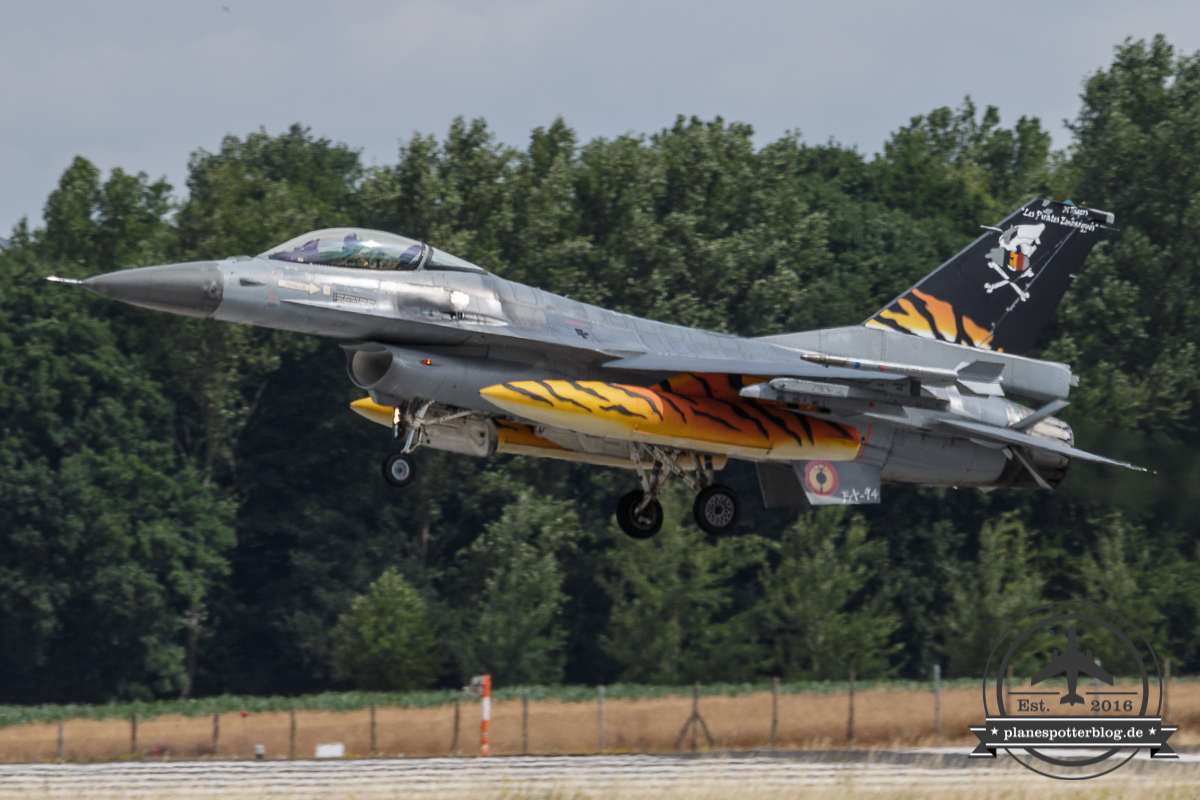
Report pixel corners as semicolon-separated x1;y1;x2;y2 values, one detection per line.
616;490;664;539
693;484;740;535
381;452;416;488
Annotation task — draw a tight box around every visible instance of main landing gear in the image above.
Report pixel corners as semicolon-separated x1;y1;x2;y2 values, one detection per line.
616;490;664;539
693;484;740;534
615;445;740;539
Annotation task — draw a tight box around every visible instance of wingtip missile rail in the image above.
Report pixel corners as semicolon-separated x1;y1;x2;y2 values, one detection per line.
795;350;974;385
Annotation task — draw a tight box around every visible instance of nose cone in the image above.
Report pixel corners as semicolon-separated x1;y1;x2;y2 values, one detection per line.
83;261;224;318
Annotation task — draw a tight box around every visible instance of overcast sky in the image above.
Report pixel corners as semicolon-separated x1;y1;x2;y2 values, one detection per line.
4;1;1200;234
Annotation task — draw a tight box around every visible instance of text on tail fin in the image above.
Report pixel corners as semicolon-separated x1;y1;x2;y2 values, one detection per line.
865;199;1113;355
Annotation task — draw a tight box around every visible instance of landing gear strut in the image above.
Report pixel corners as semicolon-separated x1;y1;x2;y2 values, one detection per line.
617;448;667;538
392;399;432;453
381;400;479;489
382;400;428;490
615;445;741;539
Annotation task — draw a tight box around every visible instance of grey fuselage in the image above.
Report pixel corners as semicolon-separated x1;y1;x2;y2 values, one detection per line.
214;255;771;391
84;254;1076;491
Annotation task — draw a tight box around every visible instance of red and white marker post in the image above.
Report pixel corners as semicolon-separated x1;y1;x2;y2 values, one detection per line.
470;674;492;756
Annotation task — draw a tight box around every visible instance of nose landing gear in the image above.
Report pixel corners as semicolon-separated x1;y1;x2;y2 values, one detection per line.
381;400;489;489
382;399;481;489
382;400;430;489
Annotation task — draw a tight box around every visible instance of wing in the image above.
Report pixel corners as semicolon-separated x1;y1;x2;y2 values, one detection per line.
937;418;1146;472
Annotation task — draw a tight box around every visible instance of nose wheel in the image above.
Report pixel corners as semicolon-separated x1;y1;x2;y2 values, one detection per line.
693;484;740;535
382;452;416;488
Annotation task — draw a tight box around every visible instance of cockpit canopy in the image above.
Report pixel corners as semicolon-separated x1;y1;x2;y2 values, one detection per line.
260;228;486;273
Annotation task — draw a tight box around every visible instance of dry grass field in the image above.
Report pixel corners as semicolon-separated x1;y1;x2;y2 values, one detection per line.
1;682;1197;762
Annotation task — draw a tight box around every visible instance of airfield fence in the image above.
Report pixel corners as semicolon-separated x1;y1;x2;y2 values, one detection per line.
0;671;1186;763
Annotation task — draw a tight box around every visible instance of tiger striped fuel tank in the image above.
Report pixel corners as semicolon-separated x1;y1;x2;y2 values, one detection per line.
479;379;863;461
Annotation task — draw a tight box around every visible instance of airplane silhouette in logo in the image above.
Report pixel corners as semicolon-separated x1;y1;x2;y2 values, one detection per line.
1029;626;1114;705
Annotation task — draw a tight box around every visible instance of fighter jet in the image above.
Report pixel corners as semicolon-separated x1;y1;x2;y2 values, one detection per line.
1029;626;1114;705
49;198;1144;538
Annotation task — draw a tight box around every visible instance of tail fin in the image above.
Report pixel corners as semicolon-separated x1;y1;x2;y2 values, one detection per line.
865;199;1113;355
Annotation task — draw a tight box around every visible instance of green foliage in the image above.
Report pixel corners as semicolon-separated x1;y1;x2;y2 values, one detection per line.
0;210;233;703
330;569;438;691
42;158;175;272
760;509;898;679
449;489;582;685
1054;35;1200;438
1076;513;1177;673
944;514;1047;678
602;487;763;683
870;99;1052;224
4;37;1200;704
177;123;361;259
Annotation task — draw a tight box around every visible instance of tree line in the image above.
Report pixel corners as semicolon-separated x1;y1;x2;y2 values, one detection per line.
0;37;1197;702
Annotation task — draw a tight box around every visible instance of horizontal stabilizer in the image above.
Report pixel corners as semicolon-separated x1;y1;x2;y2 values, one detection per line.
937;418;1146;472
603;353;900;382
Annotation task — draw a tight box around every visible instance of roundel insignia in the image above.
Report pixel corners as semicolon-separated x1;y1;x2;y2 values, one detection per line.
803;460;838;497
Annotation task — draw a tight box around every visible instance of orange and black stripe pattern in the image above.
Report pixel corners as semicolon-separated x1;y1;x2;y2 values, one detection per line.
866;288;995;349
480;377;862;461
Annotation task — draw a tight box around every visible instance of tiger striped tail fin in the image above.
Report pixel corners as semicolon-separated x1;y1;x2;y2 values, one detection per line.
865;199;1113;355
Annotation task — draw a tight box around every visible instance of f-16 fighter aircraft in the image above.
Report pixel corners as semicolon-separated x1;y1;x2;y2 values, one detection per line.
50;198;1143;538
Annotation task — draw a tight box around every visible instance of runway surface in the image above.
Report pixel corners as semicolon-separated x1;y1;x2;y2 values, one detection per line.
0;750;1196;797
